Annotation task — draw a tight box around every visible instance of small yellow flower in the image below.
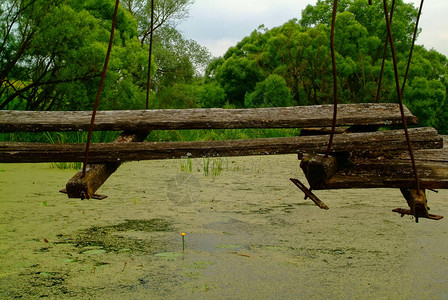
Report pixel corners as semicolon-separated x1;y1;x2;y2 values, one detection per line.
181;232;186;236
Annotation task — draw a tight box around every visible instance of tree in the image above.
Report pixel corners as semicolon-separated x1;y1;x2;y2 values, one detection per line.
0;0;64;110
152;26;210;87
199;82;226;108
215;56;264;107
300;0;417;54
0;0;154;111
121;0;193;44
122;0;212;108
404;77;445;127
204;57;225;82
155;81;200;109
244;74;293;108
0;0;207;111
206;0;448;133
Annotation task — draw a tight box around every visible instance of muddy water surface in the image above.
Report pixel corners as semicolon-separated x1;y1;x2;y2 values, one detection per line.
1;155;448;299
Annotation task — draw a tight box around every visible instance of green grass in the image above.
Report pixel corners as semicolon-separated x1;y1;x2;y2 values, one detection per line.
0;131;120;143
179;157;224;177
179;156;245;177
147;128;300;142
0;128;299;144
180;157;193;173
49;162;82;170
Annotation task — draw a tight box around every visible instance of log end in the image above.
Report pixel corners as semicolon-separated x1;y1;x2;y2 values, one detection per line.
65;175;93;199
300;154;338;190
65;163;119;199
400;188;428;218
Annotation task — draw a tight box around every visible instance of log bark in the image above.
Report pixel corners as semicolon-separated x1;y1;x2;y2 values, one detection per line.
0;103;418;132
299;127;348;136
0;128;441;163
290;178;329;209
400;188;429;220
299;125;381;136
392;208;443;220
64;131;149;199
314;147;448;190
64;163;120;199
300;155;338;190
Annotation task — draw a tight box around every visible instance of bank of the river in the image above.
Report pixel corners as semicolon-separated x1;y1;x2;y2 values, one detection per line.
1;155;447;299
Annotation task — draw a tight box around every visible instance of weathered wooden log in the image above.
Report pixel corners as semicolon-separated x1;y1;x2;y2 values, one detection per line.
0;128;441;163
65;163;120;199
392;208;443;220
299;125;380;136
395;188;445;222
64;131;149;199
290;178;329;209
299;127;348;136
400;188;429;221
315;147;448;190
0;103;418;132
300;154;338;190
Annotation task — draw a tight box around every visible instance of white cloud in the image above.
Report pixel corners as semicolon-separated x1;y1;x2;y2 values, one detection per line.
202;38;240;57
180;0;307;56
194;0;271;16
408;0;448;56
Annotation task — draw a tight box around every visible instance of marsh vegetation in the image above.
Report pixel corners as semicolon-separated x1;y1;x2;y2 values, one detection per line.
1;155;447;298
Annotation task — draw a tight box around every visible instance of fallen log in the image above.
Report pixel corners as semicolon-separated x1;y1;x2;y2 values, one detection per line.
0;128;441;163
0;103;417;132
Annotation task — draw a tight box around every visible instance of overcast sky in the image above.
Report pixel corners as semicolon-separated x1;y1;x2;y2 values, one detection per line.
178;0;448;58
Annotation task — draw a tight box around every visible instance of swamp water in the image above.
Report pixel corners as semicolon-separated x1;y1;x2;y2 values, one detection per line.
0;155;447;299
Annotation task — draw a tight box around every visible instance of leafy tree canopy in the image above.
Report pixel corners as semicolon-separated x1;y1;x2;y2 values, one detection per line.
2;0;447;135
0;0;209;111
208;0;448;132
0;0;153;110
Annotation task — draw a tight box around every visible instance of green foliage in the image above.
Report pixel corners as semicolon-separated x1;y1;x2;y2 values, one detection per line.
215;56;264;107
0;0;154;111
145;128;299;143
121;0;211;109
0;0;206;111
404;77;446;127
121;0;193;44
244;74;293;108
152;27;210;87
207;0;448;131
205;57;225;82
0;130;119;143
199;82;226;108
2;0;448;137
300;0;417;52
155;82;201;109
